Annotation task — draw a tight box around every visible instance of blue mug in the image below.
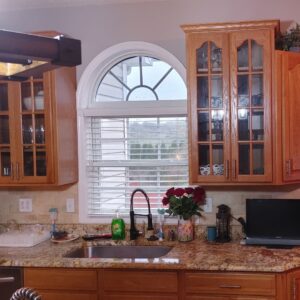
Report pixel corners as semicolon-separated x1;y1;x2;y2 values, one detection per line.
207;226;217;242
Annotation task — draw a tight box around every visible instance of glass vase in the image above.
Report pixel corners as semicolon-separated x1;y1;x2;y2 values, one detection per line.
177;217;194;242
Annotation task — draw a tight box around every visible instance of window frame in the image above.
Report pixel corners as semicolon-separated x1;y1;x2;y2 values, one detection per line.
77;41;187;223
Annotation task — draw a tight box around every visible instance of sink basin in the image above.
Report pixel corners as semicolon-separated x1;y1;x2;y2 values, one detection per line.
64;245;172;259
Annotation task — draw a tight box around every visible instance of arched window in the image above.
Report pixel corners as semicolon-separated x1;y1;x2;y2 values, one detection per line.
77;42;188;222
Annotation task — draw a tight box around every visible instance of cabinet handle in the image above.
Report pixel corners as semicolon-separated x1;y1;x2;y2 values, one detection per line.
219;284;241;289
225;160;229;179
232;160;237;179
16;163;20;181
286;159;292;176
10;163;14;180
0;276;15;283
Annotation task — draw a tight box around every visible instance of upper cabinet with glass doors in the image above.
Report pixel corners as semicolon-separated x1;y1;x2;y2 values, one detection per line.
0;67;78;187
182;20;300;185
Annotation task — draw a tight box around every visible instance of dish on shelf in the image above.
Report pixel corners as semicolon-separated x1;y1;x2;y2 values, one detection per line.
51;233;80;243
23;96;44;110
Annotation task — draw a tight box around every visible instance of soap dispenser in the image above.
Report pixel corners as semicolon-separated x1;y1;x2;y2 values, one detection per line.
111;210;125;240
49;207;58;237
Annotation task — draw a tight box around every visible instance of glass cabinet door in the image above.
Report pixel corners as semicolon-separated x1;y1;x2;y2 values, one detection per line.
195;38;230;181
21;77;46;179
0;83;12;180
231;32;272;182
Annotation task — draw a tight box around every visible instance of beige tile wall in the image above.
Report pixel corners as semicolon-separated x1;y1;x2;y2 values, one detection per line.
0;184;300;226
0;184;78;224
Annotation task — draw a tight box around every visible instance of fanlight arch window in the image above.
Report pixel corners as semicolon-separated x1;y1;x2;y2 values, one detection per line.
95;55;186;102
77;43;188;220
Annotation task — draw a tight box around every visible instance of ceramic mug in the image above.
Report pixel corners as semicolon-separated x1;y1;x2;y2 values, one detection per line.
207;226;217;242
213;164;224;175
200;165;210;176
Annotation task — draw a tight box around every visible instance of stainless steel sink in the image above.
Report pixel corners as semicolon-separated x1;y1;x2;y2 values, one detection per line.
64;245;172;259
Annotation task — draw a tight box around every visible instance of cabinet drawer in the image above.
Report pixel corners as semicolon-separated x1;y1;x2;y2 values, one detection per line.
104;294;177;300
185;296;229;300
101;270;178;293
24;268;97;291
184;272;276;296
39;292;97;300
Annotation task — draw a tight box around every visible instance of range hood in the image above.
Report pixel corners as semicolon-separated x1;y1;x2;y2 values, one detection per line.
0;29;81;81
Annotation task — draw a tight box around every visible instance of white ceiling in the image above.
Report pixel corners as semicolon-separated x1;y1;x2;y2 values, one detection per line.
0;0;168;12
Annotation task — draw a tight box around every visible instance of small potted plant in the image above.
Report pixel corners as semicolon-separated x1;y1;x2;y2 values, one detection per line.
162;186;205;242
276;22;300;52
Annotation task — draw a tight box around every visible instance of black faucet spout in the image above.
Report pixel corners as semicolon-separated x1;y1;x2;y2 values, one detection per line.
129;188;154;240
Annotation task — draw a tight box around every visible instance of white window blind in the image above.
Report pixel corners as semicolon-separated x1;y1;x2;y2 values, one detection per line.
86;116;188;215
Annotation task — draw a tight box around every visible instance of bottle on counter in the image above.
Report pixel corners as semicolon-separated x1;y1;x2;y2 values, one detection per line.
111;210;125;240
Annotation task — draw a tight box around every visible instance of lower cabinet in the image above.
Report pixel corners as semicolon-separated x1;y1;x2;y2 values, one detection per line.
24;267;288;300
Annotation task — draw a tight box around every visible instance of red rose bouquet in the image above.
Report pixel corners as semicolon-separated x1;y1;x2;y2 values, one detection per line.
162;186;206;220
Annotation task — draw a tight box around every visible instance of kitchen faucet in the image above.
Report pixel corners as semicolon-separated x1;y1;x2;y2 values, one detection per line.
129;188;154;240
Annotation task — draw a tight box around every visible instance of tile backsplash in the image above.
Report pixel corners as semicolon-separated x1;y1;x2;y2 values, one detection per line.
1;184;300;227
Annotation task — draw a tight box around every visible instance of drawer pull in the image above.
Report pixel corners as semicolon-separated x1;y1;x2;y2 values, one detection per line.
0;276;15;283
219;284;241;289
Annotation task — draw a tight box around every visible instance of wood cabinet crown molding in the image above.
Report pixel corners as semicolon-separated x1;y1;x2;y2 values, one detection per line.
181;19;280;33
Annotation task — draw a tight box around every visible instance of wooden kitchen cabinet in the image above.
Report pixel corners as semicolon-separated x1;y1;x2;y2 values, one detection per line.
24;267;291;300
183;271;276;300
275;51;300;182
182;20;276;184
182;20;300;185
0;66;78;186
24;268;98;300
99;269;178;300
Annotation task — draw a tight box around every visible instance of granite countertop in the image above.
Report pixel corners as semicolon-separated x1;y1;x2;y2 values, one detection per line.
1;238;300;273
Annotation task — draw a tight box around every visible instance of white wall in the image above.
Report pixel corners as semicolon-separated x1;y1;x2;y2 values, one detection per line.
0;0;299;80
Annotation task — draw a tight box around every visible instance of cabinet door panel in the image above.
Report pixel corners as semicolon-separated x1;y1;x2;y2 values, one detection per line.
0;82;16;183
282;53;300;181
187;32;231;183
101;270;178;293
287;269;300;300
230;29;272;182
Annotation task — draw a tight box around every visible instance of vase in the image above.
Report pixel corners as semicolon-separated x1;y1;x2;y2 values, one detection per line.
177;218;194;242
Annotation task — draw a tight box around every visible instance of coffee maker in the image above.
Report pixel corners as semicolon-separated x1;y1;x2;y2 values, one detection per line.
216;204;231;243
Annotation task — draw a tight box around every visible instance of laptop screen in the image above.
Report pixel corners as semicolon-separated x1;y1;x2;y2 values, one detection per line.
246;198;300;239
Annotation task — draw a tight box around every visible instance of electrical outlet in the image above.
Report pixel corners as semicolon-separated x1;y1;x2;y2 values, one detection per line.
203;197;213;213
66;198;75;213
19;198;32;212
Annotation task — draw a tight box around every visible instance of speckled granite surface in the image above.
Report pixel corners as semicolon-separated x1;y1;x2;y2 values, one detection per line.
1;238;300;272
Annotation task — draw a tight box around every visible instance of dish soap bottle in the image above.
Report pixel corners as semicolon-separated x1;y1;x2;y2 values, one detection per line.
111;210;125;240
